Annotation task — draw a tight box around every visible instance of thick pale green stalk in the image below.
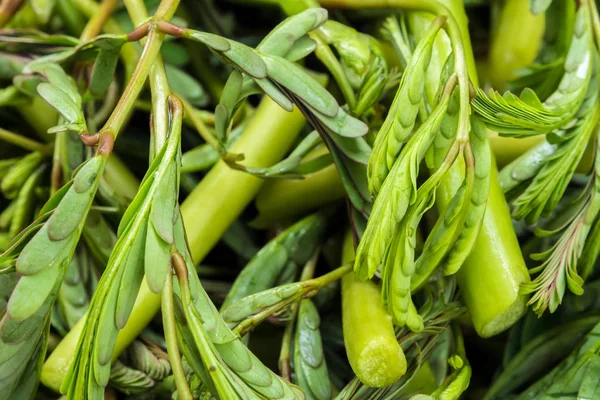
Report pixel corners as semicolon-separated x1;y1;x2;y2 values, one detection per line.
42;97;306;392
487;0;545;89
341;231;407;388
181;99;305;260
253;147;345;227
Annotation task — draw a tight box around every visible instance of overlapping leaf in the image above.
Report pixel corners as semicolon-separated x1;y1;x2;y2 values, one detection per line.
0;154;104;398
62;100;181;399
171;228;305;399
182;8;371;215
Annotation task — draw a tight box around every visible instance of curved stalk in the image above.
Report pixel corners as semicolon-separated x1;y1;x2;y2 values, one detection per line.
487;0;545;89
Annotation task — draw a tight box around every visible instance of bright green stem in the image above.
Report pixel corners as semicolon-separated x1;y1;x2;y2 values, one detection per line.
42;97;306;392
420;1;530;338
123;0;174;154
487;0;545;89
316;0;531;338
320;0;529;337
341;231;407;388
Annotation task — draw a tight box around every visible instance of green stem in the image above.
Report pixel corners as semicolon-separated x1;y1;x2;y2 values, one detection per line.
181;98;306;261
282;0;531;337
79;0;118;40
487;0;545;89
252;148;345;228
0;127;51;154
340;230;407;388
99;28;162;141
409;0;530;338
162;268;194;400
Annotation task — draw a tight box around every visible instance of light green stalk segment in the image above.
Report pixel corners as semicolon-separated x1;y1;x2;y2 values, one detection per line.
252;159;345;228
368;16;444;197
453;162;530;338
341;231;407;388
42;98;306;393
182;98;306;261
487;0;545;89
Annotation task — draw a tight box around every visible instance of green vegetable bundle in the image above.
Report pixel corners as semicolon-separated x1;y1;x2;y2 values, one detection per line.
1;0;600;398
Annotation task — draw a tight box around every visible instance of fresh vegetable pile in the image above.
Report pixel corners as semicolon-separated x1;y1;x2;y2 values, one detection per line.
1;0;600;398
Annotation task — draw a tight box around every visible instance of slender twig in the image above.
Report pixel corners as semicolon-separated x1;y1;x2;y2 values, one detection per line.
163;263;194;400
80;0;118;40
